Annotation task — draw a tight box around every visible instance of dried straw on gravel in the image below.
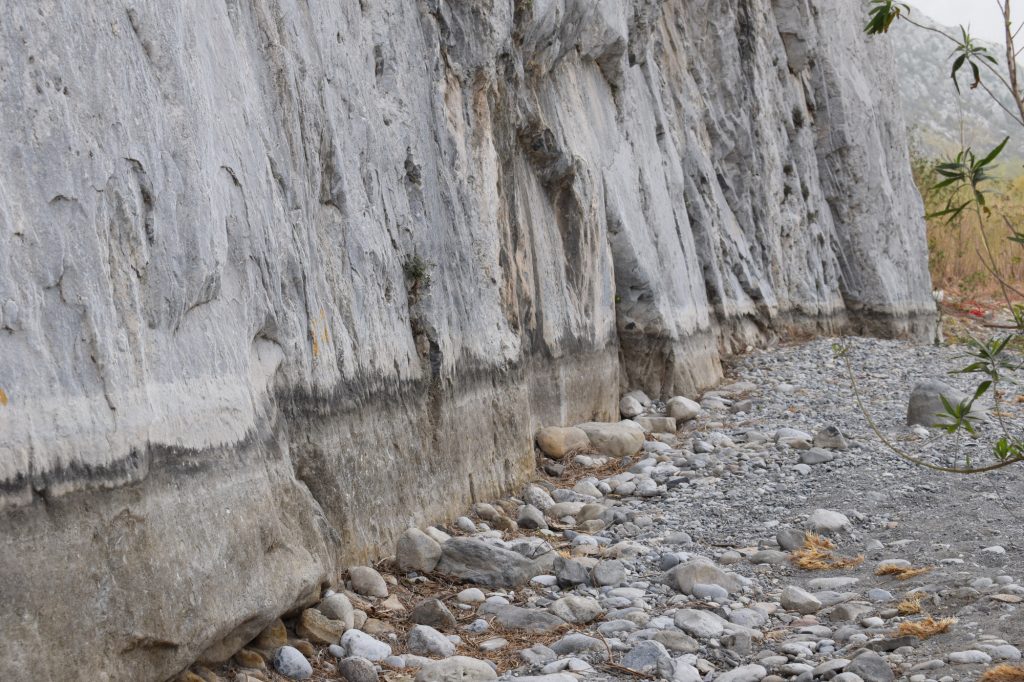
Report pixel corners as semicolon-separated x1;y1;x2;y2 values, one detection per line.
791;533;864;570
875;565;932;580
981;664;1024;682
895;617;956;639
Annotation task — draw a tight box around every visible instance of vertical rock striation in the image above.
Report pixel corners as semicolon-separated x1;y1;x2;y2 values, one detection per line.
0;0;933;679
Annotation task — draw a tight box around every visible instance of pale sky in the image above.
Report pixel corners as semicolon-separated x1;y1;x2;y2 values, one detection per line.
908;1;1008;45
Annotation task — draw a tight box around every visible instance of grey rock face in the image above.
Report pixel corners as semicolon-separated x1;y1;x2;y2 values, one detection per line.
0;0;935;679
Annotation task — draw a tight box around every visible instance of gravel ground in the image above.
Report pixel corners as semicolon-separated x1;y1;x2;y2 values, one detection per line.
211;336;1024;682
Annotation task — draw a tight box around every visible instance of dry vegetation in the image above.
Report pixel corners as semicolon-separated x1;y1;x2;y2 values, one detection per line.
914;153;1024;299
875;564;933;581
981;664;1024;682
895;616;956;640
790;533;865;570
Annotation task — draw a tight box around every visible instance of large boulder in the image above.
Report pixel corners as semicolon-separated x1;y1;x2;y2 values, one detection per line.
435;538;548;587
665;559;742;595
575;421;645;458
907;380;986;427
536;426;591;459
667;396;702;421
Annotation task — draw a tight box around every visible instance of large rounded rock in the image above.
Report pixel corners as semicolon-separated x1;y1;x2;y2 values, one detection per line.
349;566;388;598
435;538;541;587
272;646;312;680
341;630;392;661
619;395;644;418
406;624;455;657
395;528;442;573
318;593;356;631
781;585;823;614
845;650;894;682
575;421;644;458
536;426;590;460
665;559;742;595
548;595;603;624
296;608;346;644
338;657;379;682
414;657;497;682
667;396;701;421
907;380;986;427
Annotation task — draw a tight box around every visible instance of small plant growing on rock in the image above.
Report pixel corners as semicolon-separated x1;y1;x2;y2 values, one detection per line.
403;253;434;295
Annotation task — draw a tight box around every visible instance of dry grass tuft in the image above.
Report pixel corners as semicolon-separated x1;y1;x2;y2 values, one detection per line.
895;616;956;640
875;565;932;581
897;591;926;615
981;664;1024;682
791;533;865;570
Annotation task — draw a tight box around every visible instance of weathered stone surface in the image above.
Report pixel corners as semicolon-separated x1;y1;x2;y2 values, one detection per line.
666;559;742;595
0;0;935;679
296;608;346;645
576;421;645;458
667;397;702;422
536;427;591;460
414;657;497;682
395;528;442;574
907;380;986;427
435;538;539;587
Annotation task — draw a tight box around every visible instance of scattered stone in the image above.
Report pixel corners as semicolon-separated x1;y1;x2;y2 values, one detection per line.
808;509;852;533
517;504;547;530
576;421;645;457
414;656;497;682
845;650;895;682
407;625;456;657
667;396;702;421
456;588;485;605
548;595;603;624
666;559;741;595
591;560;626;587
716;665;768;682
634;416;677;433
481;604;564;633
296;608;345;645
907;380;985;427
435;538;539;587
947;650;992;665
673;608;728;639
813;426;849;450
396;528;442;573
536;426;590;460
620;395;644;418
777;528;806;551
550;633;605;656
781;585;823;614
801;448;836;465
409;599;457;630
338;657;378;682
621;640;672;675
319;593;355;631
341;630;392;661
652;630;700;653
272;646;312;680
349;567;389;598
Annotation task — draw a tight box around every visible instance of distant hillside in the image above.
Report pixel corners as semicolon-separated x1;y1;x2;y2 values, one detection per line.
891;10;1024;173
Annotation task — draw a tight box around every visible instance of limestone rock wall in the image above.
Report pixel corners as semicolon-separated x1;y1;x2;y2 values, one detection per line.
0;0;934;679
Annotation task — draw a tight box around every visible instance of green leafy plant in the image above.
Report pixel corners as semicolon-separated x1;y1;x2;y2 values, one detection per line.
864;0;910;34
859;1;1024;473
